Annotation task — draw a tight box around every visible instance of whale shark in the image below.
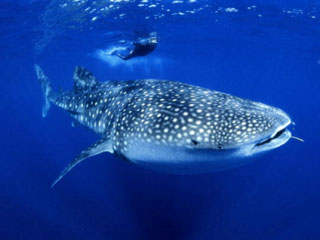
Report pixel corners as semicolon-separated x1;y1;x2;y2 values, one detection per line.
35;65;292;187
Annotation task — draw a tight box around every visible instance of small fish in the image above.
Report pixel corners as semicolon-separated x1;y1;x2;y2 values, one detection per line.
35;65;292;187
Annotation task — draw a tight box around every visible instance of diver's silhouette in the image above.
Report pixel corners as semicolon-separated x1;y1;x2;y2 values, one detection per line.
115;34;158;60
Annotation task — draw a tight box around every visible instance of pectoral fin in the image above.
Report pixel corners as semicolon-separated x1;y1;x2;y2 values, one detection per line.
51;139;113;188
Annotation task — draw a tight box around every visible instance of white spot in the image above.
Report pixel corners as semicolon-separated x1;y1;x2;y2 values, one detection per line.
225;7;238;13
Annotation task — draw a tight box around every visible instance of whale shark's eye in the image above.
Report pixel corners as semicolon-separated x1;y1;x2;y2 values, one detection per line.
191;139;198;146
218;143;223;150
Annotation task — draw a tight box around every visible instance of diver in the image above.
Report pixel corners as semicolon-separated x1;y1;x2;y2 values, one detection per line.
112;32;158;60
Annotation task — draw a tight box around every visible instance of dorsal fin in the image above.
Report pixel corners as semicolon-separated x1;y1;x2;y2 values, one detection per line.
73;66;97;93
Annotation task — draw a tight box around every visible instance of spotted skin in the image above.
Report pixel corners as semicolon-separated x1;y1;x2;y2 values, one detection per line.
35;65;291;186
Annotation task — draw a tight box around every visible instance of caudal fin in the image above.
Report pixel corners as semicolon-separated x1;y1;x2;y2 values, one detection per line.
35;64;52;117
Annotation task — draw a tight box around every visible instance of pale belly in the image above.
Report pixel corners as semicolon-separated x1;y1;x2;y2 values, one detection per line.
121;140;255;174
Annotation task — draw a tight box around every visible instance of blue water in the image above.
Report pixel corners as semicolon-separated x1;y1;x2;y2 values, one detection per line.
1;0;320;239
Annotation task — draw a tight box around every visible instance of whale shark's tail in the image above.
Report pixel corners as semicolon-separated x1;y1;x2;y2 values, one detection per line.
35;64;52;117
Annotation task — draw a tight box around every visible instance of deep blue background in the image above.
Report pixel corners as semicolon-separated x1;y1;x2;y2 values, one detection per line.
0;1;319;239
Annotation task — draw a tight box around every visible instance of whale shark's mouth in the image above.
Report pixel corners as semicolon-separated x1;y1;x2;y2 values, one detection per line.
255;128;287;147
252;123;292;154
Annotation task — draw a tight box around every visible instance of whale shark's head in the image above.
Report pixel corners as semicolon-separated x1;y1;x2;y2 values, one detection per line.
173;95;293;158
177;94;293;158
225;101;292;157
